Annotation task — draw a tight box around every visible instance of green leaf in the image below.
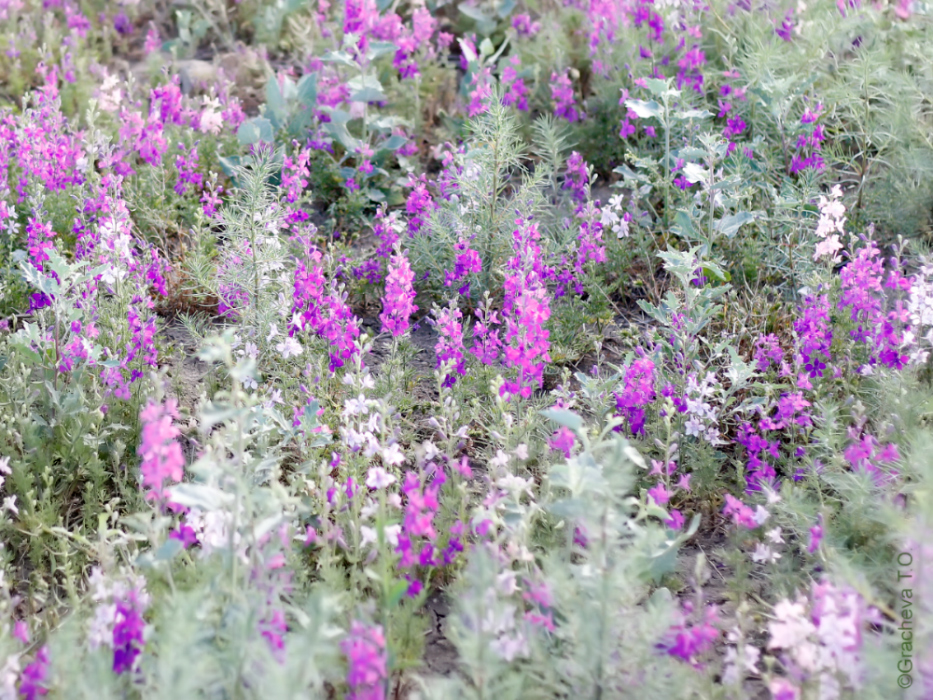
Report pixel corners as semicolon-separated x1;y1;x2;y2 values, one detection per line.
644;78;670;96
673;210;696;240
154;538;184;562
497;0;516;17
367;41;396;60
714;211;755;238
169;483;235;511
540;408;583;432
237;117;274;146
457;37;478;63
348;74;386;103
324;120;359;151
459;4;492;23
625;99;662;120
702;262;731;283
321;50;359;69
266;75;286;116
682;162;707;184
297;73;318;106
379;134;408;152
674;109;713;120
387;579;410;608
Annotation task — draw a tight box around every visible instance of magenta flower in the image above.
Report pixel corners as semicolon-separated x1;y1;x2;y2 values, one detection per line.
551;69;582;122
433;301;466;387
341;621;388;700
379;249;418;337
722;494;757;529
112;592;146;675
19;645;49;699
501;218;552;400
137;398;184;503
807;515;824;554
549;426;575;457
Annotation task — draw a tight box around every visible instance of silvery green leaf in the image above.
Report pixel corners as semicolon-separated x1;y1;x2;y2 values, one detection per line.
168;483;235;511
540;408;583;432
321;50;359;68
682;162;707;183
644;78;670;96
623;444;646;469
457;37;478;63
297;73;318;106
625;99;662;119
715;211;755;238
237;117;274;146
348;74;385;103
367;41;396;60
675;109;713;120
154;538;184;562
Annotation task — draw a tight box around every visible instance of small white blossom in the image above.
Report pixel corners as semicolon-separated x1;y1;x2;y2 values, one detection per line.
751;542;781;564
276;336;303;359
366;466;397;489
381;444;405;466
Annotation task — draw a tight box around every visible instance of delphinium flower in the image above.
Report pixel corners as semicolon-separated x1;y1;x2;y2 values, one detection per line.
599;193;632;238
838;240;911;370
112;590;147;675
137;398;185;503
290;241;361;372
396;469;444;595
790;103;825;174
443;238;482;294
682;371;725;445
500;56;529;112
433;300;466;388
562;152;589;204
18;646;49;699
173;142;202;196
281;145;311;225
555;201;606;298
767;581;875;695
775;9;796;41
551;69;582;122
200;177;224;219
662;602;720;666
813;186;846;262
511;13;540;36
405;175;435;236
341;621;388;700
793;294;833;382
379;246;418;337
843;428;899;482
754;334;784;372
354;207;403;284
613;354;655;435
87;567;151;675
344;0;378;54
468;66;494;117
723;494;758;529
470;293;501;366
392;6;436;79
618;90;639;139
500;217;552;400
25;215;55;271
676;45;707;93
769;677;800;700
807;514;824;554
549;426;576;458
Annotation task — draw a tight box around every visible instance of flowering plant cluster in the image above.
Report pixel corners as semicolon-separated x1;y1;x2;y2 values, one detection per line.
1;1;933;699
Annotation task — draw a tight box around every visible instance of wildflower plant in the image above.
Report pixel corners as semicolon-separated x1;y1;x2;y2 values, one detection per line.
3;2;933;699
